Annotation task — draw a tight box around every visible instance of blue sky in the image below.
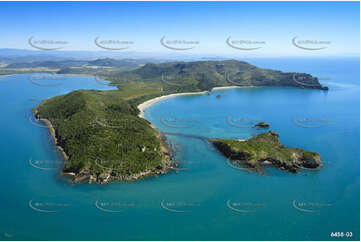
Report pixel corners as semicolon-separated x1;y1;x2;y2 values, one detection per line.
0;1;359;57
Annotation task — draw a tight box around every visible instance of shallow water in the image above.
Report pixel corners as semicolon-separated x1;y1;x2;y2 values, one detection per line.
0;58;359;241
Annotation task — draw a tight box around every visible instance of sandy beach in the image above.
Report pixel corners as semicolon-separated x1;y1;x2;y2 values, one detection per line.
137;85;247;118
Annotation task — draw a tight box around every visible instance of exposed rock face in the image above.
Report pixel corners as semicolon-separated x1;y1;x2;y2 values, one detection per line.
67;157;175;184
269;131;279;137
210;131;322;173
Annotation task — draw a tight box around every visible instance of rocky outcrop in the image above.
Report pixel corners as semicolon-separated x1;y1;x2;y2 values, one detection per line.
252;121;270;129
211;131;322;174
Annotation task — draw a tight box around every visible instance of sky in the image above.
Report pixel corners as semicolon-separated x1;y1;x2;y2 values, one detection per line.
0;1;359;57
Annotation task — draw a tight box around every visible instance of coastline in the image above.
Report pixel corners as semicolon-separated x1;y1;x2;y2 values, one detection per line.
38;117;69;162
137;85;248;118
33;85;248;184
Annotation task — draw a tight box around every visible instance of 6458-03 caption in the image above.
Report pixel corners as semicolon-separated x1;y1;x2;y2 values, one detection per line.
330;232;353;238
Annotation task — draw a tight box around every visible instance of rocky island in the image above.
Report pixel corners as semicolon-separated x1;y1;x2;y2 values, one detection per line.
210;131;322;173
32;60;326;184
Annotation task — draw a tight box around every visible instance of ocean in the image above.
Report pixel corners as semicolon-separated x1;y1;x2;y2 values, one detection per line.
0;57;359;240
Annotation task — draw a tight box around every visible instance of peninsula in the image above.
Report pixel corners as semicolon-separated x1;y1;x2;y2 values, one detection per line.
32;60;327;183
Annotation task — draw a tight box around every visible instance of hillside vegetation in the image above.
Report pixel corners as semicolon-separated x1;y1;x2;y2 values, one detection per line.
211;131;322;173
34;90;172;184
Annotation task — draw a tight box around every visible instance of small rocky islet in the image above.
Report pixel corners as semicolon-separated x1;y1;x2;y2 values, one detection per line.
252;121;270;129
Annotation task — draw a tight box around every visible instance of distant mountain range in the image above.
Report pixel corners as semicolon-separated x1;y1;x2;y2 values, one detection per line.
0;48;174;64
5;58;146;69
0;48;216;64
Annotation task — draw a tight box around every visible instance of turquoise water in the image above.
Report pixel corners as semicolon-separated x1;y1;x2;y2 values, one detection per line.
0;58;359;241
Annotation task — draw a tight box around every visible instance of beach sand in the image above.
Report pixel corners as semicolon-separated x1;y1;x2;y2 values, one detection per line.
137;86;248;118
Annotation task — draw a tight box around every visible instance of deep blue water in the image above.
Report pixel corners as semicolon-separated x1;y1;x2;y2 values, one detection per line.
0;58;359;241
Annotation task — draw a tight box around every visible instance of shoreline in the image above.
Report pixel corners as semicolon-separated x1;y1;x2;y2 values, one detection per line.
38;117;69;162
137;85;251;118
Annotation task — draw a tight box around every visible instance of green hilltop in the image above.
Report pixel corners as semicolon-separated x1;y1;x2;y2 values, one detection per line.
108;59;328;92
